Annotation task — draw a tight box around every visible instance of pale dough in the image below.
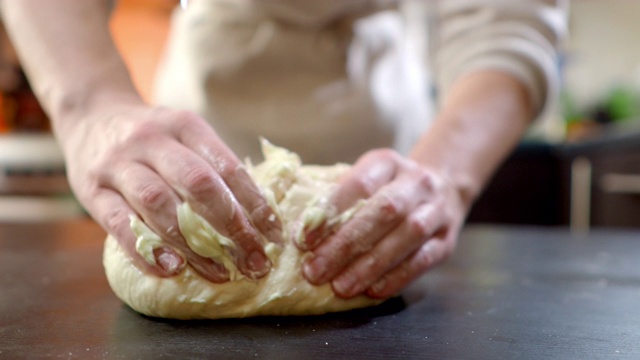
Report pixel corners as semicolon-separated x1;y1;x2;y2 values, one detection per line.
103;140;383;319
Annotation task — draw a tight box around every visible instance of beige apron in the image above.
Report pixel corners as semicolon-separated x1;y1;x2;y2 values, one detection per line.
153;0;432;164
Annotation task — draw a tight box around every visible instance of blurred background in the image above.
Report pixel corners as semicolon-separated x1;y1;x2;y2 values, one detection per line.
0;0;639;231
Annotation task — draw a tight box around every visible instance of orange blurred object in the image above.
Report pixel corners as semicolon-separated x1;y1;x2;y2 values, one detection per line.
0;94;9;133
110;0;176;102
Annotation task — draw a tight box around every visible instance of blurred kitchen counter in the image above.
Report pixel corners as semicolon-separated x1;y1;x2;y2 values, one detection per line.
468;121;640;231
0;133;84;221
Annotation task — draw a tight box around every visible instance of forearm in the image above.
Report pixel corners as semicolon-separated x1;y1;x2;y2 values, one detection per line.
410;69;533;209
0;0;141;137
417;0;566;210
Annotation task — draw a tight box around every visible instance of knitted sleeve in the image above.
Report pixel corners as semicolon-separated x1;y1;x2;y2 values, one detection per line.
432;0;568;124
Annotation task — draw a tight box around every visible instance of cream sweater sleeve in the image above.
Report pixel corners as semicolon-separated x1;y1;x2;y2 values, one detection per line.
432;0;568;128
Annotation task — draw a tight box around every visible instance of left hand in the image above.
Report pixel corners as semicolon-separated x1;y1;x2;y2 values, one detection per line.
300;148;467;299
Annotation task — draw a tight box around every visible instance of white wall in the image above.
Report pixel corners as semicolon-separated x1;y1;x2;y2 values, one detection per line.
564;1;640;110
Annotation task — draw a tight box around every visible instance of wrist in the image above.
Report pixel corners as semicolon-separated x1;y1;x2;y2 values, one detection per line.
48;71;143;138
410;70;533;211
417;160;481;214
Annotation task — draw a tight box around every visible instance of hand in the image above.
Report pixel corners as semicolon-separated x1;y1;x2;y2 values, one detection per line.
61;101;282;282
300;149;466;299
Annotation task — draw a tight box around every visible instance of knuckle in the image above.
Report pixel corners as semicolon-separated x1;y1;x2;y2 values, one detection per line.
182;165;217;195
351;175;377;198
76;176;102;200
91;147;127;177
374;193;403;222
407;212;434;238
104;207;132;236
229;164;252;184
136;183;170;210
127;120;161;144
415;247;436;271
415;241;445;272
361;252;384;274
415;169;436;193
214;158;236;179
84;165;106;184
224;215;256;245
171;110;210;135
332;222;372;257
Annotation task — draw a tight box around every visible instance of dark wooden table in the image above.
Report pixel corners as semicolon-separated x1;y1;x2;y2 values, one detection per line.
1;220;640;359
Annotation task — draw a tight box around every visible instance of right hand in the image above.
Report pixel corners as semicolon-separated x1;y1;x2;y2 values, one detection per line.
61;101;282;282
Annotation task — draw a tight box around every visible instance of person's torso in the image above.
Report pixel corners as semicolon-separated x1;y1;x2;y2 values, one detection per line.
154;0;432;164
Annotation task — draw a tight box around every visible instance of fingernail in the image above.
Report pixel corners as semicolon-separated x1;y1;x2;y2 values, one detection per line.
156;251;183;274
303;255;328;283
333;273;358;297
246;251;269;274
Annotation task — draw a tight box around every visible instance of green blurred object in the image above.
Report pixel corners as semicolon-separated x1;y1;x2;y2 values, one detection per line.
606;86;640;122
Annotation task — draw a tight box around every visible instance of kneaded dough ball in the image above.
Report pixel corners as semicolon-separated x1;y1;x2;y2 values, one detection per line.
103;140;382;319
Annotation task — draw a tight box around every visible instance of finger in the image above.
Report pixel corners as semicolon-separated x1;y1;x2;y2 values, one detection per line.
87;186;186;277
366;233;453;299
330;202;446;298
218;159;283;245
146;139;271;279
302;173;430;285
111;162;231;283
302;149;399;250
330;149;400;212
174;111;283;244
